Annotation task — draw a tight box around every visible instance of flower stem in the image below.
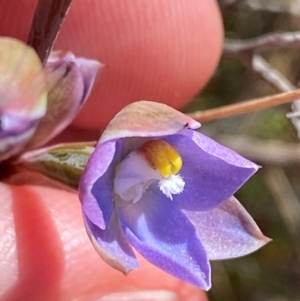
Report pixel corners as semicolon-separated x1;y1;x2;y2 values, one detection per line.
27;0;73;65
188;89;300;122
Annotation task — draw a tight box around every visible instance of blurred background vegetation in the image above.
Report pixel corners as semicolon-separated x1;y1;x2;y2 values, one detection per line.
184;0;300;300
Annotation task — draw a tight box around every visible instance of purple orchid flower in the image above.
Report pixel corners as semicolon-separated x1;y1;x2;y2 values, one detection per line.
79;101;270;290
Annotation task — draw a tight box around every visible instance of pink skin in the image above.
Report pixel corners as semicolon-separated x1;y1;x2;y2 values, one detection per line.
0;0;223;300
0;0;223;130
0;173;207;301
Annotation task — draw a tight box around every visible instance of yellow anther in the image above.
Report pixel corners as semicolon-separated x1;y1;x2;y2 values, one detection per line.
139;139;182;178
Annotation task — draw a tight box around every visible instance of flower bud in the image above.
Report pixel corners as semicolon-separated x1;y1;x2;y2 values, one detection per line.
0;38;47;160
26;51;102;149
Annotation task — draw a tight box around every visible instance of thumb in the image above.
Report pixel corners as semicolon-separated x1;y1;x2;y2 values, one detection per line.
0;171;208;301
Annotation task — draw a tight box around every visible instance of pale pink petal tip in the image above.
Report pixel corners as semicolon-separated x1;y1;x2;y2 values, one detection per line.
99;100;201;143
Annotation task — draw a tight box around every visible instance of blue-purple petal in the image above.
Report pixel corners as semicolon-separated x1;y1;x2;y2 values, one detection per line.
117;187;211;289
163;130;259;210
0;114;38;161
84;211;139;274
183;197;271;260
79;140;121;229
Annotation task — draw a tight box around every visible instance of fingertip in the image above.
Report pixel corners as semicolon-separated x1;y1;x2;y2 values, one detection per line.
0;0;223;130
55;0;223;129
0;177;207;301
0;0;36;41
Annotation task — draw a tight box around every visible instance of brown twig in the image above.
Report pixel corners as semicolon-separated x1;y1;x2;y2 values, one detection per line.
224;39;296;93
251;55;295;92
222;34;300;137
188;89;300;122
246;0;300;16
224;32;300;54
250;55;300;135
27;0;73;64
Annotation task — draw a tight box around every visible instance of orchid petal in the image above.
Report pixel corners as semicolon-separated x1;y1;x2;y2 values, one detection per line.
99;101;200;144
118;188;211;289
181;130;260;169
84;211;139;274
26;51;102;149
79;140;121;230
47;51;103;103
114;147;161;203
0;120;37;161
0;38;47;119
183;196;271;260
163;130;259;210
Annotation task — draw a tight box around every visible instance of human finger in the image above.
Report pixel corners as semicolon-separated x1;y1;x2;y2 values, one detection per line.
0;173;208;301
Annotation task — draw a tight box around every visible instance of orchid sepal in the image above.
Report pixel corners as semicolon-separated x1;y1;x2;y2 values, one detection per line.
99;100;200;144
25;51;103;150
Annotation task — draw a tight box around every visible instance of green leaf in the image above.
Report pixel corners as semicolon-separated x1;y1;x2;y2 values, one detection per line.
19;142;95;188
